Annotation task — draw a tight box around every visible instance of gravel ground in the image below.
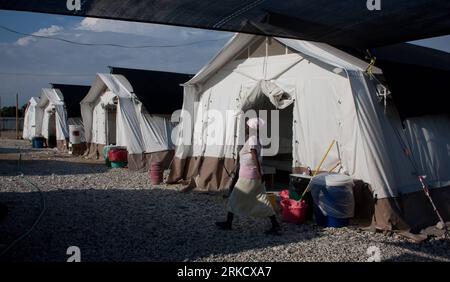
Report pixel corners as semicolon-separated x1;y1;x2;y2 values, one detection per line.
0;138;449;262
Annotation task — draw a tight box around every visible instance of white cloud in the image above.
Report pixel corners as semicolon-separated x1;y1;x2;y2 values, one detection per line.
77;17;169;37
76;17;229;40
15;25;64;46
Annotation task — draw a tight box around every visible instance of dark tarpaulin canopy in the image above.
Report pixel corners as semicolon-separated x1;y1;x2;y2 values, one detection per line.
355;44;450;120
1;0;450;48
109;67;193;115
50;83;90;118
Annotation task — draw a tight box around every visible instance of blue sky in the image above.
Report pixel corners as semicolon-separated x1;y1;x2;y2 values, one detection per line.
0;11;233;106
0;10;449;106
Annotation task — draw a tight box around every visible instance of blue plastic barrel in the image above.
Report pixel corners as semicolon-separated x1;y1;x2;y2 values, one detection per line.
310;173;355;228
314;206;349;228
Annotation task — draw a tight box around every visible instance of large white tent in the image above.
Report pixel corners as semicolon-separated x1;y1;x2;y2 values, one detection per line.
168;33;450;231
36;88;69;151
22;97;42;141
81;73;176;171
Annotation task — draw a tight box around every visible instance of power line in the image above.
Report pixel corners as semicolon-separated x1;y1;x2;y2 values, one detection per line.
0;71;93;77
0;24;230;49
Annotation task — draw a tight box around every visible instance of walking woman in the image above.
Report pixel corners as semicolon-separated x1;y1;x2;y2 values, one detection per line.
215;117;281;235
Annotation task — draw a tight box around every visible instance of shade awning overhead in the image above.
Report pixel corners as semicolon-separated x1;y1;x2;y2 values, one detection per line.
109;67;193;115
371;43;450;73
370;43;450;120
1;0;449;48
50;84;90;118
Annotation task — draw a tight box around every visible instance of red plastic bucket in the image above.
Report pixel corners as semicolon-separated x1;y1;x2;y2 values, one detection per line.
149;161;164;185
280;199;308;224
109;148;128;162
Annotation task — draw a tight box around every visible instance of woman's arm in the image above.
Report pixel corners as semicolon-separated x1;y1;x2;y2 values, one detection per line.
251;149;263;179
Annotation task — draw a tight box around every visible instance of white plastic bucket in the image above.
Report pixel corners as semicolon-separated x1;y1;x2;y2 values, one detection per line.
69;125;82;144
310;173;353;188
325;174;354;188
310;173;355;218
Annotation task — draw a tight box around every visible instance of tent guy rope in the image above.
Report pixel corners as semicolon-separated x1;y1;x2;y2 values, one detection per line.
0;148;47;258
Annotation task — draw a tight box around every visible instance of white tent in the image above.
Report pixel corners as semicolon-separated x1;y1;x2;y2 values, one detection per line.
49;84;91;151
36;88;69;151
33;85;89;152
81;73;176;171
22;97;43;140
168;34;450;231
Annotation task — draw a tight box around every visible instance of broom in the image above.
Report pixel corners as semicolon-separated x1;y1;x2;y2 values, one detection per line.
298;140;336;203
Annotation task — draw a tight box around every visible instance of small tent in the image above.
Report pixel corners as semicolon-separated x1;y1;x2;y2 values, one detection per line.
36;84;90;151
168;33;450;231
50;84;91;154
37;88;69;150
22;97;42;140
81;67;192;171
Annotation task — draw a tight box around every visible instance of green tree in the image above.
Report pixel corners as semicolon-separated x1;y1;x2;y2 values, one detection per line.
0;104;27;117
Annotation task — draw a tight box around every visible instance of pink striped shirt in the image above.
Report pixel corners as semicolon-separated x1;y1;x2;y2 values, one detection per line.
239;136;264;179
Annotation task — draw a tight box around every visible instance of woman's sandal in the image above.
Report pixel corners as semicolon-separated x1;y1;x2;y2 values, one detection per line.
215;221;232;230
265;226;282;236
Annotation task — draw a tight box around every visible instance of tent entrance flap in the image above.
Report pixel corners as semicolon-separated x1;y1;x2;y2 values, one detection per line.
240;80;295;111
238;80;294;184
106;105;117;146
48;111;57;148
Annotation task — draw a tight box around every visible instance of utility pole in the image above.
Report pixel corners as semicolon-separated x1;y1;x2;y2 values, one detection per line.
0;96;2;137
16;93;19;140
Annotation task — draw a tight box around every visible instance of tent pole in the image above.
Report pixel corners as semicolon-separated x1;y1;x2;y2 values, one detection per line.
0;96;2;137
105;107;109;146
16;93;19;140
418;176;449;237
